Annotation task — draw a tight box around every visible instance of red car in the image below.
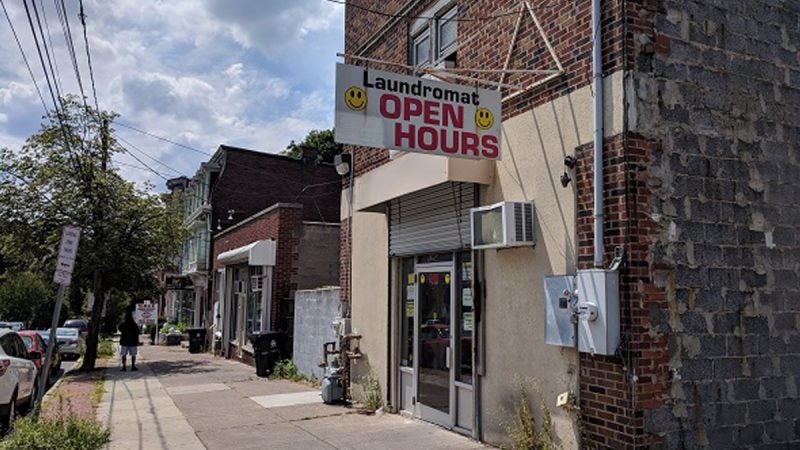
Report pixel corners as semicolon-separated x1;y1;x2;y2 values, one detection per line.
17;331;60;385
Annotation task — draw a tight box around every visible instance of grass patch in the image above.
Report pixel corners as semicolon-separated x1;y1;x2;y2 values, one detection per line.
91;377;105;407
268;359;309;383
1;400;109;450
501;381;559;450
97;339;114;360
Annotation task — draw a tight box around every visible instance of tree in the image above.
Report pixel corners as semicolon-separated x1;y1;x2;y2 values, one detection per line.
283;128;343;163
0;96;185;370
0;271;56;328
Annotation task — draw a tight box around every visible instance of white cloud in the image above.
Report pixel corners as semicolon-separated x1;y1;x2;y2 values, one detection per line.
0;0;345;189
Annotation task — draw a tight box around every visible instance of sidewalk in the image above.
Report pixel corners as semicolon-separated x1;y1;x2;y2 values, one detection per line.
98;344;487;449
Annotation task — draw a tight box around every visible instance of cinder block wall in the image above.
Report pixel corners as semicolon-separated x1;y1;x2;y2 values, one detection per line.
630;1;800;448
293;288;341;380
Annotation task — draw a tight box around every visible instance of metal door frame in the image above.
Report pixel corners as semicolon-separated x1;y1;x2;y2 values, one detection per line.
414;261;456;429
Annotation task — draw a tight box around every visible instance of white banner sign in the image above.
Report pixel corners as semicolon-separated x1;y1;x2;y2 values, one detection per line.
134;302;159;325
53;226;81;285
334;63;502;160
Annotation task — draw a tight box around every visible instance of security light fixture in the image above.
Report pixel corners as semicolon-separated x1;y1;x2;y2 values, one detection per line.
560;172;572;188
216;219;222;231
227;209;235;220
334;153;352;176
564;155;577;169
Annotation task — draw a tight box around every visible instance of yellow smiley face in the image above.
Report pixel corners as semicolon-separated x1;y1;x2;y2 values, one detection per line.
344;86;367;111
475;107;494;130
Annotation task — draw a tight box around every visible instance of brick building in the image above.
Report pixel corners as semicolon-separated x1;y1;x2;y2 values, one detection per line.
339;1;800;449
212;203;339;363
175;145;340;336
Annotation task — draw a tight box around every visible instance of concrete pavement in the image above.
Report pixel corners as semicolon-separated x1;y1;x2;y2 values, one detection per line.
98;344;487;449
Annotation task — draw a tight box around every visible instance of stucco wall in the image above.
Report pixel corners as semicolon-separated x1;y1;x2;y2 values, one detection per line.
295;223;340;290
479;70;624;447
349;211;389;402
293;287;340;380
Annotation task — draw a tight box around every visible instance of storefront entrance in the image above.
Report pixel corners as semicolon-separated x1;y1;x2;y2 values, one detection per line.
399;253;473;433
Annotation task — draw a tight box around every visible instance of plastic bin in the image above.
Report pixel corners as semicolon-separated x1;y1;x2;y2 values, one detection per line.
187;327;207;353
250;331;287;377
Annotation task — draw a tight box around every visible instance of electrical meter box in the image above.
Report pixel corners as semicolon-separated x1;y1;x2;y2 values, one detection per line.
576;269;620;355
544;275;576;347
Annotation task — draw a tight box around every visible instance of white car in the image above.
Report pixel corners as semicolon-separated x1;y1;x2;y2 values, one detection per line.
0;329;38;430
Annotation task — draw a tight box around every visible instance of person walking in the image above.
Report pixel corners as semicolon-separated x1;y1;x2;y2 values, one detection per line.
119;308;140;371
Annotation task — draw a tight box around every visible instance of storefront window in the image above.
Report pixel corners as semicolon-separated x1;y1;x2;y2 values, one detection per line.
456;252;473;383
248;266;263;332
400;258;415;367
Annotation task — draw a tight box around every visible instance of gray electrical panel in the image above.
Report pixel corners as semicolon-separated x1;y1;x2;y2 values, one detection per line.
544;275;576;347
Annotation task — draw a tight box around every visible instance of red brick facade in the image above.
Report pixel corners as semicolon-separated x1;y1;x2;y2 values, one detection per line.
213;204;303;333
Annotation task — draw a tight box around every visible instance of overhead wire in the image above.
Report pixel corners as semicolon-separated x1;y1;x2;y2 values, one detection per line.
0;0;49;113
114;121;213;156
78;0;99;112
115;134;185;176
114;142;170;182
30;0;64;104
54;0;87;108
21;0;60;113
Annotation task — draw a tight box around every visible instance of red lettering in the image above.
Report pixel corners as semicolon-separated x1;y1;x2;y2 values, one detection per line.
461;132;479;157
440;129;458;154
380;94;401;119
423;101;440;125
481;135;499;159
418;126;437;151
403;97;422;121
394;122;416;148
442;104;463;128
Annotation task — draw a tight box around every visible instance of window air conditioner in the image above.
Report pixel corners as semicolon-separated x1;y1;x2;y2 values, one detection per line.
470;201;535;250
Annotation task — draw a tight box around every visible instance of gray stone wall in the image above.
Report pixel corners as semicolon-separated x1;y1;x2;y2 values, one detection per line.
293;287;340;380
633;1;800;448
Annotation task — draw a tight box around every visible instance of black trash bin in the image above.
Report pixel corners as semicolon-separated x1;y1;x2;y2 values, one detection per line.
250;331;287;377
187;327;207;354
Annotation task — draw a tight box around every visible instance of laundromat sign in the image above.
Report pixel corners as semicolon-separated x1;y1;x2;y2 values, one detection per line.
334;63;502;160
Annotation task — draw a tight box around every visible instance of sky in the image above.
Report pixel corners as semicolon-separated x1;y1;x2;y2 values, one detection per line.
0;0;344;190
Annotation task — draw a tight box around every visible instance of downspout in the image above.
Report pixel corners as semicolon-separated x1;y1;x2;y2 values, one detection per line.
592;0;604;268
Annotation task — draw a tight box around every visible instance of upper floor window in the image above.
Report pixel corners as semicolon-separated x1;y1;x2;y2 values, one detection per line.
410;2;457;68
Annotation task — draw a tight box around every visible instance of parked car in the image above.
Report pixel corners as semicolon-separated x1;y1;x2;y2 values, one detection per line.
63;319;89;334
0;329;38;430
19;331;60;385
0;322;24;332
55;328;84;360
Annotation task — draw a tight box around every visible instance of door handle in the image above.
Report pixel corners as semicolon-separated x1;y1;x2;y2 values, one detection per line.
445;346;451;369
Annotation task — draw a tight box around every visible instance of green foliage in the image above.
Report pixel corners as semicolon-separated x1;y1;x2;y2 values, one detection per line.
0;95;186;370
283;128;343;163
269;359;308;382
502;382;559;450
0;271;53;328
160;321;187;334
97;339;114;359
0;414;109;450
362;371;383;412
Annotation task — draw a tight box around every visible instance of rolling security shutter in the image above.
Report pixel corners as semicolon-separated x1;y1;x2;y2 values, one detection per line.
389;182;475;256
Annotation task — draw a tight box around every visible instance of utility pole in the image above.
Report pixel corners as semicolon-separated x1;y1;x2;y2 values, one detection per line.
82;117;109;371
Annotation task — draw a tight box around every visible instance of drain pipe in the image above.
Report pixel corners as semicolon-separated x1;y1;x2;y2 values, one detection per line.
592;0;604;268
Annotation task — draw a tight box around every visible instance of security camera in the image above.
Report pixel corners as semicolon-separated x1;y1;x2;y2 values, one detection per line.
560;172;572;187
564;155;577;169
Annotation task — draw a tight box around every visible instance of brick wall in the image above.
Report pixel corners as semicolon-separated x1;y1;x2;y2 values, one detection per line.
211;147;340;231
212;204;303;333
631;1;800;448
575;135;667;449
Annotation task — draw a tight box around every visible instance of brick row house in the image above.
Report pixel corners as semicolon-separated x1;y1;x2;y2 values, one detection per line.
169;145;341;360
339;1;800;449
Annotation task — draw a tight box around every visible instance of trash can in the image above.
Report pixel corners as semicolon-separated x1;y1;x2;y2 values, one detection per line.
250;331;287;377
187;328;207;354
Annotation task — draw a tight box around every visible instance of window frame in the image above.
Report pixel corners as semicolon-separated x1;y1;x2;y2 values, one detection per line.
409;1;458;69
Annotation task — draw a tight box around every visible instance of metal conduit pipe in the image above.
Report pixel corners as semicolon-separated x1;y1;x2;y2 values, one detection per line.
592;0;604;268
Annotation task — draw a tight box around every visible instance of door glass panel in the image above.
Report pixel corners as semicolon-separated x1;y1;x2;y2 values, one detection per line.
400;258;415;367
418;270;451;414
456;252;473;383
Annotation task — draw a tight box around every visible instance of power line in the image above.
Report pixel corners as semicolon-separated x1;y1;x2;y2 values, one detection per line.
38;0;63;97
114;121;212;156
55;0;87;108
30;0;64;104
78;0;99;112
22;0;59;113
115;134;185;176
0;0;49;113
115;143;170;182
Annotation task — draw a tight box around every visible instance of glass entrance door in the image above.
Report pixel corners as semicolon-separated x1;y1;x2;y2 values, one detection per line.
416;264;454;427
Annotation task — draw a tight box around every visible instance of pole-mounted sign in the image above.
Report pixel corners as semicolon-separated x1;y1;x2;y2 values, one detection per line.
334;63;502;160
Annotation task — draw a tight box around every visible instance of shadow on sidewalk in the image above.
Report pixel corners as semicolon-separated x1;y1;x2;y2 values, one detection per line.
147;359;218;376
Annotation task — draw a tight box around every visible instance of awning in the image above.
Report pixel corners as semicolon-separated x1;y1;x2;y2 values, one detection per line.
217;239;276;266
